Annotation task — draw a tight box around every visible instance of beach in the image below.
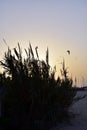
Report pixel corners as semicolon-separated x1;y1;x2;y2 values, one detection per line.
51;90;87;130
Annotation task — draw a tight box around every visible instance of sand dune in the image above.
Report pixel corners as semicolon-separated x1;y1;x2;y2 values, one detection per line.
52;91;87;130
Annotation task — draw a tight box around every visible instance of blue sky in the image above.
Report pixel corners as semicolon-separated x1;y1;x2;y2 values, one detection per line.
0;0;87;86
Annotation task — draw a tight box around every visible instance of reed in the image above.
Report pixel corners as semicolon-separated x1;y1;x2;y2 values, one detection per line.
0;44;77;128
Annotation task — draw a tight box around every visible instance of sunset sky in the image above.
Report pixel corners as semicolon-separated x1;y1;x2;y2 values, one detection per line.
0;0;87;86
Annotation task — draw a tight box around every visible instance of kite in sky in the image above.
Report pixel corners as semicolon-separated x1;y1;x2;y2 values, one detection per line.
67;50;70;55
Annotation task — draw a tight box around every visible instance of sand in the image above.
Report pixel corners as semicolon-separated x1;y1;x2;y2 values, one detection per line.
51;90;87;130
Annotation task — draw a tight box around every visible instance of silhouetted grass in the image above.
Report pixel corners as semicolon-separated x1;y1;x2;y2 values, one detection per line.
0;44;77;129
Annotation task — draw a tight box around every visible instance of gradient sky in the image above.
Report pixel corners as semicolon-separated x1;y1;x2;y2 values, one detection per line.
0;0;87;86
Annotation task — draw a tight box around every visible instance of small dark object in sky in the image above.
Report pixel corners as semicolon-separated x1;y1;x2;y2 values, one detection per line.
67;50;70;55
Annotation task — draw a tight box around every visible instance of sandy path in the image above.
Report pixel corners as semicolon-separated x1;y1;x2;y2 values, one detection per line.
51;91;87;130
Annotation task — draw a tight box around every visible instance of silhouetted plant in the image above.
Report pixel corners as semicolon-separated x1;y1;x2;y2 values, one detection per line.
0;44;77;129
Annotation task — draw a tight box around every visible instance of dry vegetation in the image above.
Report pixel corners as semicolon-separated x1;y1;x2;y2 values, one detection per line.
0;44;77;129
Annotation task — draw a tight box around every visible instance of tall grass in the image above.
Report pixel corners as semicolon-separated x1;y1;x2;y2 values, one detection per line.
0;44;77;128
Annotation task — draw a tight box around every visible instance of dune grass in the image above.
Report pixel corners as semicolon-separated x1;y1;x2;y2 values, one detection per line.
0;44;77;129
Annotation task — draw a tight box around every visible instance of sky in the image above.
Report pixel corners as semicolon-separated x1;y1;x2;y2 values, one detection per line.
0;0;87;86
